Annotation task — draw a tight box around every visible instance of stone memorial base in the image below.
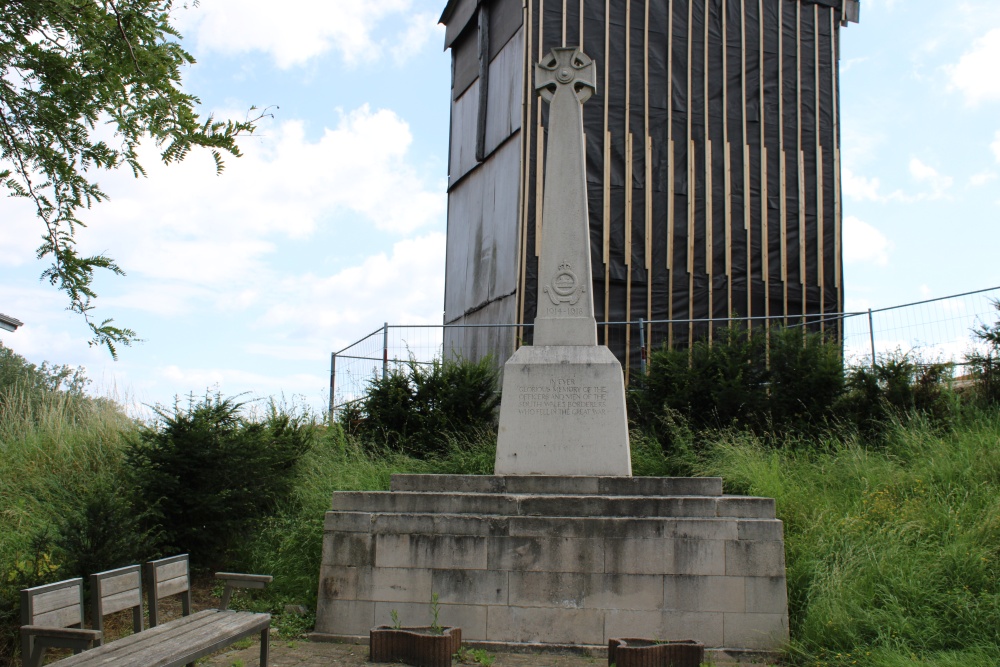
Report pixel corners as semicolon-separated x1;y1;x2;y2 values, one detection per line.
313;475;788;663
495;345;631;476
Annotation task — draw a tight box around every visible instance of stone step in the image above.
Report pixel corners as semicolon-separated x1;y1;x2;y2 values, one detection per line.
390;474;723;497
324;511;785;542
329;491;774;519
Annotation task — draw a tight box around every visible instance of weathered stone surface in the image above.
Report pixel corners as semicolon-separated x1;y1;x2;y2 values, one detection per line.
510;572;663;611
375;533;487;570
722;612;789;649
321;531;373;567
314;599;374;636
744;577;788;614
487;606;605;644
371;567;433;603
495;346;631;476
316;476;788;652
604;538;726;576
318;565;371;601
716;497;776;519
323;511;372;533
488;536;605;573
432;569;508;606
663;576;745;613
724;541;786;577
388;475;724;497
737;520;785;542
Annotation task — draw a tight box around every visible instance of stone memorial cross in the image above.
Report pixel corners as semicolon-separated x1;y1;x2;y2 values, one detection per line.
493;47;632;476
533;47;598;347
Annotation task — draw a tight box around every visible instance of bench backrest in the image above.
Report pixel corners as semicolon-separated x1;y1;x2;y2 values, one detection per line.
20;578;85;629
91;564;143;641
145;554;191;627
20;578;86;664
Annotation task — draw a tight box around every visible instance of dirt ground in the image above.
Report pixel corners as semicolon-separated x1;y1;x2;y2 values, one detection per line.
201;636;608;667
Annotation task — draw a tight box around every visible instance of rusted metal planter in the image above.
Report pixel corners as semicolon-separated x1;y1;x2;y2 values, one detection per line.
369;626;461;667
607;638;705;667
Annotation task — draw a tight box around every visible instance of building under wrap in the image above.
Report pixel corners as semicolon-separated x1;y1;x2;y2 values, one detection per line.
441;0;860;373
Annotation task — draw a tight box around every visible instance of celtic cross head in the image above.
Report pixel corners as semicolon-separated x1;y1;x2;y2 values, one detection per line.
535;47;597;104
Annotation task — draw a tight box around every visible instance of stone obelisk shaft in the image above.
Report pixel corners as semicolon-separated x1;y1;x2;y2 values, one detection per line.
494;47;631;477
533;48;598;346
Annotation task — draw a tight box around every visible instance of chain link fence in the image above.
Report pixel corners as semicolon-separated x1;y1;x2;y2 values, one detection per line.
330;286;1000;418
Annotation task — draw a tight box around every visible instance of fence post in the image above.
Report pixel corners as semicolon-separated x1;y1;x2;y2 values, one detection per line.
382;322;389;380
868;308;877;370
639;317;647;376
329;352;336;423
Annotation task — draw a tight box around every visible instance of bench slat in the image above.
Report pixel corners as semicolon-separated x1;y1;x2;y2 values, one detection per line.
153;560;188;582
55;610;269;667
97;570;140;598
29;586;79;617
33;605;83;629
101;588;142;616
156;575;189;599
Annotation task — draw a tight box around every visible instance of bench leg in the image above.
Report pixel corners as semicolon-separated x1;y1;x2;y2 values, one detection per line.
259;627;269;667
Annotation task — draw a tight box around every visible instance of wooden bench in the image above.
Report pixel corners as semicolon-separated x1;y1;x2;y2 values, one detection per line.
20;578;102;667
21;555;273;667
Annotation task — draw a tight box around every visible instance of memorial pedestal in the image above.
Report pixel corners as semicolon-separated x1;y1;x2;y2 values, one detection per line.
313;474;788;663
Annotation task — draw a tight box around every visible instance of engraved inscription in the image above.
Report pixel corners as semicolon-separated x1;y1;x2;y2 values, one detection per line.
515;377;609;417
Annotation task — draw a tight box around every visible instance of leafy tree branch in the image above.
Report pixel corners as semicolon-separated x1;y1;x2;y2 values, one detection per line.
0;0;268;358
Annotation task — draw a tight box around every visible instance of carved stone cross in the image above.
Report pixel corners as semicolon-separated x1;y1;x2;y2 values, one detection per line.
533;47;598;347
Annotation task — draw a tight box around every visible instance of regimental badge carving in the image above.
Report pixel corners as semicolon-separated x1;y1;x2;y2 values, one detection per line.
544;260;586;306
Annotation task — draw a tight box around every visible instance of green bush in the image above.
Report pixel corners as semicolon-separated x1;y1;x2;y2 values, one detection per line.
127;394;314;568
630;325;844;441
348;357;500;458
966;299;1000;406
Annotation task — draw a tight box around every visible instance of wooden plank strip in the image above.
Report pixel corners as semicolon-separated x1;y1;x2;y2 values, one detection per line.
97;570;140;598
580;0;585;49
33;606;82;629
798;1;807;321
153;560;188;583
723;0;732;320
30;586;79;616
759;0;768;325
59;612;221;662
644;0;652;329
667;0;674;347
516;0;530;342
156;575;189;599
562;0;567;45
603;0;611;338
704;0;712;343
625;0;633;377
535;103;545;257
687;0;695;345
101;589;142;617
740;0;753;329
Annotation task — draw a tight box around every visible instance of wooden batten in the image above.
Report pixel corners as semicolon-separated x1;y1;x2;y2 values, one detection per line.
815;5;824;329
644;0;652;326
797;1;806;320
723;0;732;319
603;0;611;337
687;0;695;344
624;0;633;379
778;0;788;324
562;0;567;45
831;11;842;329
516;0;531;341
742;0;751;323
579;0;584;48
667;0;674;347
704;0;712;343
535;110;545;257
759;0;768;326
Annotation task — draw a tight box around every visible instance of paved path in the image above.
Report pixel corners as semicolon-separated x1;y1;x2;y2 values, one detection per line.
202;637;606;667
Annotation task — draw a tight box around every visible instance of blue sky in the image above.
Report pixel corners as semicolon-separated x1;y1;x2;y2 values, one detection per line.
2;0;999;415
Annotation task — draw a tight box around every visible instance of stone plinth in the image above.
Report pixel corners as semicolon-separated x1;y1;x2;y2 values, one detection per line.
495;346;631;476
313;475;788;663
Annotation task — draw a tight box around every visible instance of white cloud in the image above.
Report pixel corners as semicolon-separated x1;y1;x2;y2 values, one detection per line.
181;0;440;68
908;158;952;200
992;131;1000;162
947;28;1000;105
970;171;997;186
842;166;883;201
844;216;892;267
65;105;444;304
391;12;442;64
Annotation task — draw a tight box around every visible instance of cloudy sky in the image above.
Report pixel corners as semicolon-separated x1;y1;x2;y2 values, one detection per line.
2;0;999;415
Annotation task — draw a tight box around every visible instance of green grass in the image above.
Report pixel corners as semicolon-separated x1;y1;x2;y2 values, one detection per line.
3;377;999;667
699;411;1000;666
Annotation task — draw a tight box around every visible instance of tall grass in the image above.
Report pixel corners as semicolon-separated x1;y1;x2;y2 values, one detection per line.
0;386;138;560
701;411;1000;666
